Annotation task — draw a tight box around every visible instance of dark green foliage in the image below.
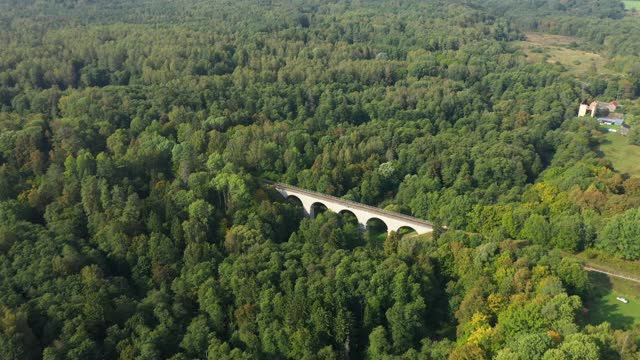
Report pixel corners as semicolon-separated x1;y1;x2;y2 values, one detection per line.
0;0;638;358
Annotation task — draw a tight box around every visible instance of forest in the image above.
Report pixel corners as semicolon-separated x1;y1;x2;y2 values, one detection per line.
1;0;640;358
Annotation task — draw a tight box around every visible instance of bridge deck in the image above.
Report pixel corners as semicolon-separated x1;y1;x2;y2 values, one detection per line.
265;181;434;228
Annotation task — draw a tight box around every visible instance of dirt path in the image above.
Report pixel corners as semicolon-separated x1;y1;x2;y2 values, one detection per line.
584;266;640;284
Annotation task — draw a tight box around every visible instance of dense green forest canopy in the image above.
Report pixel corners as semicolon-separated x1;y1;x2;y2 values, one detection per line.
1;0;640;359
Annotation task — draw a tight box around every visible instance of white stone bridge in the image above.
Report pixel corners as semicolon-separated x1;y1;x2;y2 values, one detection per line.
267;182;434;235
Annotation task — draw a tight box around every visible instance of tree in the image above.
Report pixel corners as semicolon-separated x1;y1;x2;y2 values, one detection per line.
628;127;640;146
542;349;568;360
550;215;584;252
368;326;391;358
508;332;553;360
384;231;400;256
224;225;265;254
556;258;590;295
520;215;551;246
448;343;486;360
598;207;640;260
180;316;212;357
553;334;600;360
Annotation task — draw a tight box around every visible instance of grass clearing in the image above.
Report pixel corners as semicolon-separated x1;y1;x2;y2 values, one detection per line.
514;33;620;78
583;271;640;329
523;33;578;46
598;132;640;178
570;250;640;330
624;1;640;10
573;250;640;279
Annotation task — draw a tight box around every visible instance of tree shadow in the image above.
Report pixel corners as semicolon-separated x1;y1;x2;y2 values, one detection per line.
582;272;635;330
593;138;611;158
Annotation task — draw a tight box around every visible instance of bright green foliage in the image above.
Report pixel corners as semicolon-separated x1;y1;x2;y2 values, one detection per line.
383;231;400;256
520;215;551;246
556;258;590;295
507;332;553;360
367;326;391;359
550;333;601;360
550;215;585;252
598;207;640;260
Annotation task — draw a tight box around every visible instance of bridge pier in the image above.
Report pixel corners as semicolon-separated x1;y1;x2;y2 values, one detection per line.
302;201;315;218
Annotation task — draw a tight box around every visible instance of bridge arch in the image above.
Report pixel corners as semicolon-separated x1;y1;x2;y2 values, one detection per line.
396;225;418;236
286;194;303;207
310;202;328;218
366;217;389;233
282;194;315;217
339;209;358;221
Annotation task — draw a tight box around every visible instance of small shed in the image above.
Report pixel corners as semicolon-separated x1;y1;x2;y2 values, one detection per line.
598;118;625;126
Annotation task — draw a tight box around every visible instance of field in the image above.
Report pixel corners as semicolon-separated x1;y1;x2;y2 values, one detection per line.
524;33;577;46
570;250;640;329
584;272;640;329
598;132;640;177
573;250;640;278
515;33;620;78
624;1;640;10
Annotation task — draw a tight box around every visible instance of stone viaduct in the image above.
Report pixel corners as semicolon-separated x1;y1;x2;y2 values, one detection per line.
267;182;434;235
